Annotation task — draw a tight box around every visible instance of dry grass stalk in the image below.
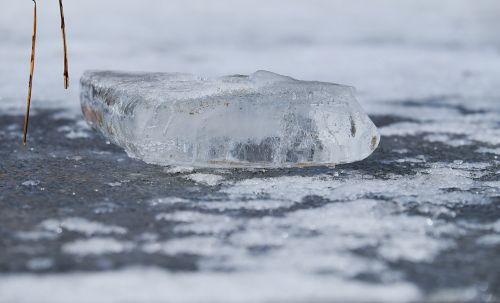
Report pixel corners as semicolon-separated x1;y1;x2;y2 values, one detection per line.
23;0;69;144
59;0;69;89
22;0;37;145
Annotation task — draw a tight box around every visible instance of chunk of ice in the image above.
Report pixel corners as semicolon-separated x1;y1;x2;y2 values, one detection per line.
80;70;379;167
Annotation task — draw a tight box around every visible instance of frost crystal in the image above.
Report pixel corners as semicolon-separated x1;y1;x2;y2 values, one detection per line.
80;70;379;167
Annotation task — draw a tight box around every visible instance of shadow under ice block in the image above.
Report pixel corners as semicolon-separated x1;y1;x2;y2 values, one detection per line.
80;70;380;168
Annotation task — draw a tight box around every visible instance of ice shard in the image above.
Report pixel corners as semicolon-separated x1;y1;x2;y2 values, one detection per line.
80;70;380;168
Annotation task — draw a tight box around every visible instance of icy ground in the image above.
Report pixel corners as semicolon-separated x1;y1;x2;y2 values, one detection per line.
1;0;500;302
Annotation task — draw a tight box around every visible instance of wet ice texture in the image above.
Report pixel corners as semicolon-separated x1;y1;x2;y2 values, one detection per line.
80;71;379;167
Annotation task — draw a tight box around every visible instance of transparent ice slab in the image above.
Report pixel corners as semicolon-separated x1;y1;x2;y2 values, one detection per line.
80;70;380;168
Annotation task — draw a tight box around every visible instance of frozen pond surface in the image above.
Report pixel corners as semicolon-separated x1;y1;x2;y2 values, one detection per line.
1;0;500;302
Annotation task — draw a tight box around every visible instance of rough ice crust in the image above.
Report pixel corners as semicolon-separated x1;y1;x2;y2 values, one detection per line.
80;70;380;167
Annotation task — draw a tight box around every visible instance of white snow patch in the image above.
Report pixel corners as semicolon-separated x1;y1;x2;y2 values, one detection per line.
394;157;426;163
223;175;339;202
146;199;456;277
156;211;238;234
16;231;58;241
39;218;127;236
0;267;420;303
483;181;500;190
164;166;195;174
477;234;500;246
429;287;483;303
459;220;500;233
424;134;472;147
156;211;215;223
378;236;452;262
142;237;239;258
57;122;91;139
491;219;500;233
258;200;453;264
381;121;500;146
66;155;83;161
21;180;40;187
393;148;409;154
184;173;225;186
65;130;90;139
106;182;122;187
62;238;133;256
26;258;54;271
148;197;190;206
199;199;292;211
477;147;500;155
223;167;478;205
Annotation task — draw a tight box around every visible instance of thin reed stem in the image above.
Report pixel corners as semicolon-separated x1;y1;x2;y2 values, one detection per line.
59;0;69;89
23;0;37;145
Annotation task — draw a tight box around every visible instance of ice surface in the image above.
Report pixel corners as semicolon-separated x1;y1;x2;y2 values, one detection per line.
3;1;500;301
80;70;379;167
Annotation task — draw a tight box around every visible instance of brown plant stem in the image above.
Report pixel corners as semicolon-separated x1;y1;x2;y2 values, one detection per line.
59;0;69;89
23;0;37;145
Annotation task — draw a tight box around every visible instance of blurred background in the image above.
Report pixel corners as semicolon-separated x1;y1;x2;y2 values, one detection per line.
1;0;499;112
